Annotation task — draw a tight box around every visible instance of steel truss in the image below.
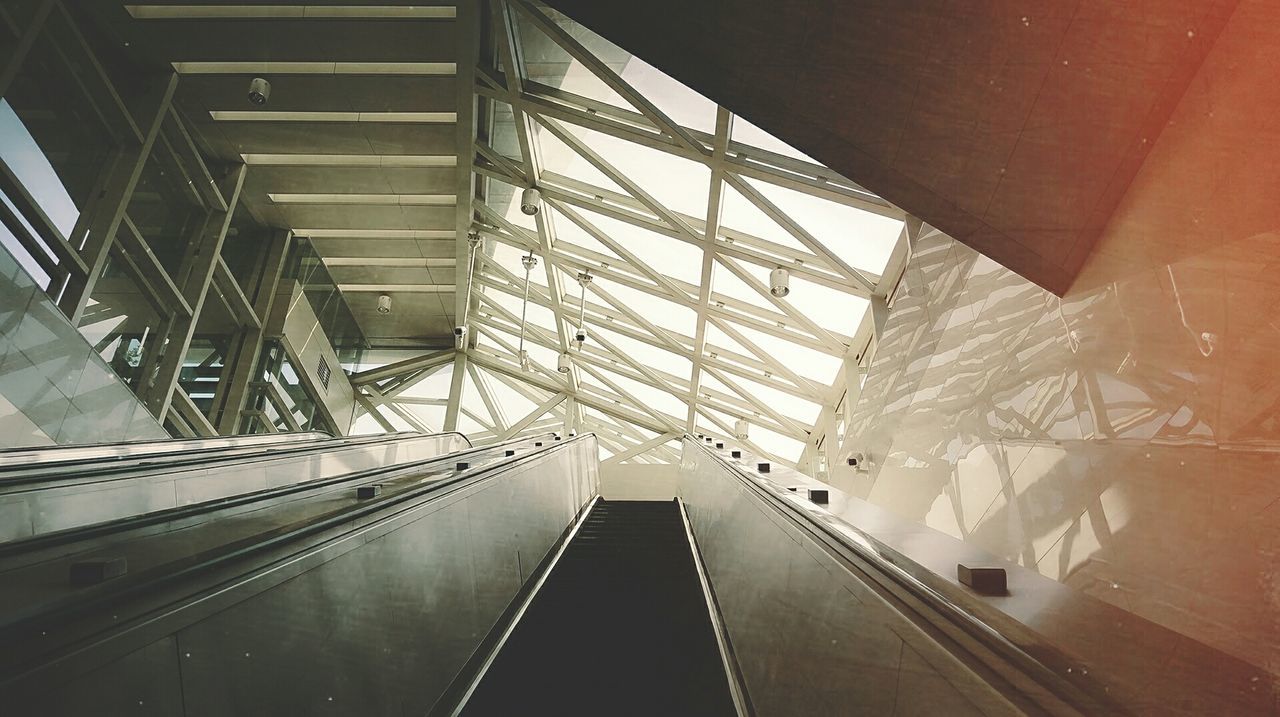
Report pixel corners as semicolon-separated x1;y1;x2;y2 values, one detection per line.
353;0;913;474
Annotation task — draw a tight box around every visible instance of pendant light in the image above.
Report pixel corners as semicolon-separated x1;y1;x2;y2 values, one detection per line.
518;250;537;371
572;271;592;350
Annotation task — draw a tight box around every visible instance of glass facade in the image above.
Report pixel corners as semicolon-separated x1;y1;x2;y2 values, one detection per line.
0;4;345;441
242;340;334;435
284;237;368;370
1;0;900;467
457;5;901;465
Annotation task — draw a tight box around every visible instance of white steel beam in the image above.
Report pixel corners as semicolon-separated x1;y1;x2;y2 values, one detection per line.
602;432;679;467
499;391;567;439
687;107;732;431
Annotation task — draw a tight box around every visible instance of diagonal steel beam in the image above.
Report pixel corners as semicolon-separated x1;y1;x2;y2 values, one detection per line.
499;391;566;439
687;107;732;431
601;432;679;466
509;0;706;154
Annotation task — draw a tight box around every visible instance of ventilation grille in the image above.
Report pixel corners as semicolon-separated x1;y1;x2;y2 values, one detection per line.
316;356;331;390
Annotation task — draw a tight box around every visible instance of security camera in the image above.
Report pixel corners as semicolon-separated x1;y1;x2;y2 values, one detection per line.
572;328;587;349
248;77;271;106
769;268;790;298
466;228;481;248
376;293;392;315
453;325;467;347
520;187;541;216
846;452;868;472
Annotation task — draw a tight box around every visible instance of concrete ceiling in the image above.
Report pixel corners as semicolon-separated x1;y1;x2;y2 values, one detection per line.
540;0;1237;295
79;1;467;347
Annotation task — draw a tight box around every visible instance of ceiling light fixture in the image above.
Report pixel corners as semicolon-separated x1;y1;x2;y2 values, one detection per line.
573;271;592;350
520;187;541;216
770;268;791;297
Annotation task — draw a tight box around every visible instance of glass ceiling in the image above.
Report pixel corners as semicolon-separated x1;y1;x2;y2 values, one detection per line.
353;1;905;468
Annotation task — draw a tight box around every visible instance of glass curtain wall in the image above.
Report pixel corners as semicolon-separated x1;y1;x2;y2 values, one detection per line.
425;0;905;467
0;3;303;438
285;237;369;371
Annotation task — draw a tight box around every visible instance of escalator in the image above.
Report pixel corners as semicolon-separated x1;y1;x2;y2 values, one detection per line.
0;430;471;542
1;431;1266;715
454;499;740;717
0;432;598;714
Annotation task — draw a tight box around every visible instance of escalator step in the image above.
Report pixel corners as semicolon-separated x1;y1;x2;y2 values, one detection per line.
459;499;736;717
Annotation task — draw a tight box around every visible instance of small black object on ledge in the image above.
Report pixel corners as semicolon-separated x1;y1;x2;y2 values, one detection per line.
730;450;742;458
70;558;128;586
357;484;382;499
957;564;1008;596
456;461;470;471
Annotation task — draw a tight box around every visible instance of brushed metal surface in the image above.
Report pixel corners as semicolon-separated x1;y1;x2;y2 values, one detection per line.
2;436;598;715
680;439;1021;716
0;432;471;542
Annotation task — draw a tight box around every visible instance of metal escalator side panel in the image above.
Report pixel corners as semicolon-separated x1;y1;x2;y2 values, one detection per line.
0;435;600;716
0;430;334;469
680;438;1043;717
0;432;471;547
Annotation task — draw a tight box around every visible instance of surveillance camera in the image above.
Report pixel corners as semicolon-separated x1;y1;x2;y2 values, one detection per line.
520;187;541;216
467;228;481;248
453;326;467;337
847;452;868;472
248;77;271;106
376;293;392;315
769;268;790;298
572;328;587;349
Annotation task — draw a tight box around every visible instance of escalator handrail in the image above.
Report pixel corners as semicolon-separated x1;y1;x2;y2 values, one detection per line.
0;431;332;465
0;433;597;687
688;437;1126;716
0;430;469;474
0;432;532;561
676;499;753;717
0;431;467;491
437;493;604;717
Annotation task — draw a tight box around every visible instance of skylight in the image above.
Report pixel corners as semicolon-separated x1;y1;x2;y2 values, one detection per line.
355;0;905;469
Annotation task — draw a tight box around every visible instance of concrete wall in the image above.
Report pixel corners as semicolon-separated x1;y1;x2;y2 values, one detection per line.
834;0;1280;673
599;463;678;501
266;281;356;435
0;244;167;447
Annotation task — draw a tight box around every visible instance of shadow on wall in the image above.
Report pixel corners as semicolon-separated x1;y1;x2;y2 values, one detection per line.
836;0;1280;674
